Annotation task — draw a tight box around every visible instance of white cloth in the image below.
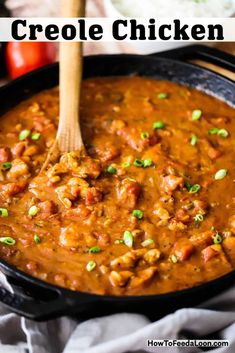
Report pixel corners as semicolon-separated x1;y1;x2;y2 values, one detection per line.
0;271;235;353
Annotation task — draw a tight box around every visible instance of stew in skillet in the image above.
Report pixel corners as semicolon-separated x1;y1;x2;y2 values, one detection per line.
0;76;235;296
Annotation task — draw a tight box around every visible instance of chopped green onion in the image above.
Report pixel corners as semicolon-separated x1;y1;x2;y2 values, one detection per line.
86;261;96;272
141;239;154;247
189;184;201;194
192;109;202;121
0;237;15;245
134;159;144;167
28;205;39;217
158;92;169;100
19;129;30;141
190;134;198;146
114;239;124;245
140;132;149;140
208;128;219;135
208;128;229;138
107;165;117;174
89;246;101;254
185;181;192;191
0;208;8;217
153;121;165;130
213;233;223;244
170;254;178;264
121;162;130;168
214;169;227;180
132;209;143;220
34;234;41;244
123;230;134;248
194;214;204;222
218;129;229;138
143;159;153;168
31;132;41;140
2;162;12;171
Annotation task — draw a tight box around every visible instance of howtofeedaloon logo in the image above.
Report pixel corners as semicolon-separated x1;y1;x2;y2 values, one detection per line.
147;339;229;348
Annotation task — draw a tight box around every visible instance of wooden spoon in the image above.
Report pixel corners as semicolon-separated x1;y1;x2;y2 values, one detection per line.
41;0;86;171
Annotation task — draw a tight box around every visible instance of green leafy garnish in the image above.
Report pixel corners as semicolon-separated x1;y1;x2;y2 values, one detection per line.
192;109;202;121
141;239;154;247
158;93;169;100
86;261;96;272
132;209;144;220
107;165;117;174
140;132;149;140
2;162;12;171
19;129;30;141
123;231;134;248
34;234;41;244
28;205;39;217
214;169;227;180
153;121;165;130
0;237;15;245
31;132;41;140
89;246;101;254
0;208;8;217
213;233;223;244
190;134;198;146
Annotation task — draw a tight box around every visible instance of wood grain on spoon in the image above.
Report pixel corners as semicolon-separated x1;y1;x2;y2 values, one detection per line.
41;0;86;171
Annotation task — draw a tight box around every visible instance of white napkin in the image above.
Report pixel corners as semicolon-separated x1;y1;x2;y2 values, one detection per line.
0;269;235;353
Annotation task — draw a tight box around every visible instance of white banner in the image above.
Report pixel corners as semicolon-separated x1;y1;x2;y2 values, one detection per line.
0;17;234;42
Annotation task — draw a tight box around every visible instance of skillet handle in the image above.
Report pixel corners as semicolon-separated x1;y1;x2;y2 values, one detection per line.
0;285;70;321
151;45;235;73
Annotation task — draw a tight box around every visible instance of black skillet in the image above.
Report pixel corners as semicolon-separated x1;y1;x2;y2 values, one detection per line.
0;45;235;321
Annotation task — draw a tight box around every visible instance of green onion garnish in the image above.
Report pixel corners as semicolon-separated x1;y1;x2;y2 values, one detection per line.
0;237;15;245
194;214;204;223
214;169;227;180
218;129;229;138
134;159;144;167
123;231;134;248
140;132;149;140
2;162;12;171
158;92;169;100
170;254;178;264
132;209;143;220
143;159;153;168
107;165;117;174
188;184;201;194
31;132;41;140
190;134;198;146
192;109;202;121
0;208;8;217
19;129;30;141
208;128;219;135
86;261;96;272
213;233;223;244
89;246;101;254
121;162;130;168
141;239;154;247
153;121;165;130
208;128;229;138
28;205;39;217
34;234;41;244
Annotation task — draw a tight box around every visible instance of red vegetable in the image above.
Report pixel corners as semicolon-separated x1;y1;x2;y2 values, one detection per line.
6;42;56;79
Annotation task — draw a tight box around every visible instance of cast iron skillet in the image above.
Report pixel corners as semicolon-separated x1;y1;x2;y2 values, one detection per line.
0;45;235;321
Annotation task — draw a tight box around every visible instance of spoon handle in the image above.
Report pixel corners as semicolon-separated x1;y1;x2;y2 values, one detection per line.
57;0;85;152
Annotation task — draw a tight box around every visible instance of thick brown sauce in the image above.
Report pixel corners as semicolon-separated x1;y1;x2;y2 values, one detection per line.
0;77;235;296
